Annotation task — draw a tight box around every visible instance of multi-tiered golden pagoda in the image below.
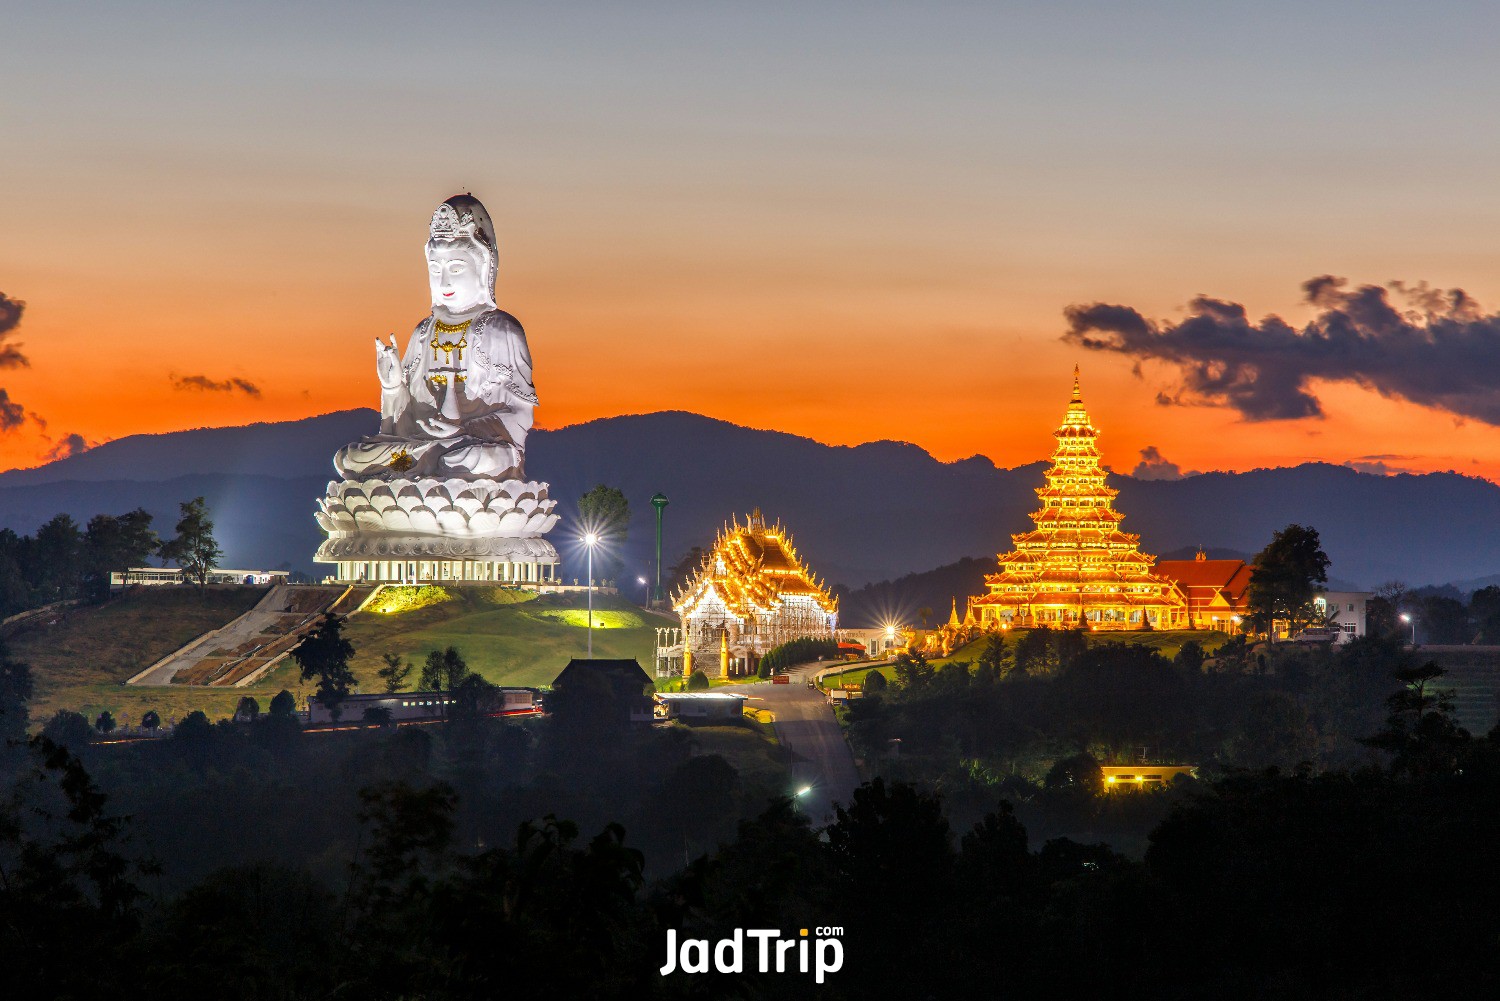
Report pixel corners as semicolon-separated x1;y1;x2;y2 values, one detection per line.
970;370;1187;630
653;510;839;678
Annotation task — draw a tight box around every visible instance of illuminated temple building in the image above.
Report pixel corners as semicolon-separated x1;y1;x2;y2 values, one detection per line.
970;370;1188;630
653;511;839;678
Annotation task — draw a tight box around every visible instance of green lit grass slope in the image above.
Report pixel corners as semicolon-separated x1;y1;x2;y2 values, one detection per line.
343;586;675;690
4;587;301;726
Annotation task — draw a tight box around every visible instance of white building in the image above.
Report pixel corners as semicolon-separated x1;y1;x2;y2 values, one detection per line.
1314;590;1370;643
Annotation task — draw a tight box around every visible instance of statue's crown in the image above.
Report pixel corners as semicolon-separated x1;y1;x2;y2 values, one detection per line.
430;202;482;242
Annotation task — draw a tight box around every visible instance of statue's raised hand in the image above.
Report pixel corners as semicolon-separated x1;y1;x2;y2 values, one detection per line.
375;335;402;389
417;414;461;439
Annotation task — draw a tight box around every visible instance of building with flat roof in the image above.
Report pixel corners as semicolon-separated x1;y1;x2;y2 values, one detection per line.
111;567;290;589
654;691;748;721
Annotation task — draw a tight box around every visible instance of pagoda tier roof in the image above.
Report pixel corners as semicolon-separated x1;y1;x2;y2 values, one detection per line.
1008;528;1144;548
986;573;1180;589
1030;509;1127;527
673;510;838;620
1044;480;1116;492
971;591;1184;608
990;561;1176;576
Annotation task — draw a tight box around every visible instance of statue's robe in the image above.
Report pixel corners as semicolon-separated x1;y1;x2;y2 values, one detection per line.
335;309;537;481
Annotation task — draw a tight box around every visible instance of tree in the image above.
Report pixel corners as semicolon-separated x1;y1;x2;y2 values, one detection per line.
975;634;1006;684
1361;663;1470;777
419;646;469;692
0;640;33;747
1055;628;1088;670
174;709;214;742
1012;627;1053;676
863;669;888;694
1044;752;1104;795
449;673;499;720
362;705;394;728
578;484;630;579
158;496;223;588
93;711;116;734
936;660;971;690
1471;585;1500;644
653;754;739;851
1247;524;1331;636
892;650;934;690
32;513;84;602
292;613;356;721
686;670;710;691
269;689;297;719
141;709;161;731
232;696;259;724
378;652;413;693
41;709;92;750
81;509;157;601
1174;640;1206;673
1419;595;1471;645
257;689;302;740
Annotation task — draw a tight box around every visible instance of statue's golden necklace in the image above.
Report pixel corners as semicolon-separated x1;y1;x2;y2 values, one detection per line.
430;317;471;365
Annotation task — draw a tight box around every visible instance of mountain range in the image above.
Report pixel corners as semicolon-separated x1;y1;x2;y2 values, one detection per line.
2;409;1497;623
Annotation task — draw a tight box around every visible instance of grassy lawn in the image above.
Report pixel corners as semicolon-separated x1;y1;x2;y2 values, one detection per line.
819;629;1232;691
4;584;681;728
343;586;675;691
822;664;895;689
4;587;295;726
685;723;789;796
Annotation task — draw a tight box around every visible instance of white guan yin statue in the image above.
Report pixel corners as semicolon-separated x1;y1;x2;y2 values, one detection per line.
314;194;560;584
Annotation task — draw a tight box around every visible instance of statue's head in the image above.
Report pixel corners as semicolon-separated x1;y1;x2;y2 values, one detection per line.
427;194;498;313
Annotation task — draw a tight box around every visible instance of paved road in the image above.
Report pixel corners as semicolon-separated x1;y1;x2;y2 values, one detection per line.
726;664;862;827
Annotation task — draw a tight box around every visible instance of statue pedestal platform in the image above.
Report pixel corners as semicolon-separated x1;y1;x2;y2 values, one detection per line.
314;475;560;584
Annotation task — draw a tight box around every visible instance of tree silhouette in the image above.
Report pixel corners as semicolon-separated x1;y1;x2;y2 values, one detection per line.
378;652;413;693
292;614;356;721
158;497;222;589
1247;523;1330;636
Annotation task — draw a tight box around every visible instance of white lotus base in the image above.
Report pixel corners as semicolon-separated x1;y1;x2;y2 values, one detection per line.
314;475;560;583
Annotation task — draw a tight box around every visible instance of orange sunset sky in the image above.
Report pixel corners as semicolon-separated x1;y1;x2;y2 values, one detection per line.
4;2;1500;480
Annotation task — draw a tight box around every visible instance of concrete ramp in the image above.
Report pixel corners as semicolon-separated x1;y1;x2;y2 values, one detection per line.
127;585;369;687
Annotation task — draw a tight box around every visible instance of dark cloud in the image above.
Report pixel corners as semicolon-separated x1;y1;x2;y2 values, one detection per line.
42;432;96;462
1063;276;1500;424
0;388;24;432
0;291;28;369
173;374;262;398
1131;445;1198;481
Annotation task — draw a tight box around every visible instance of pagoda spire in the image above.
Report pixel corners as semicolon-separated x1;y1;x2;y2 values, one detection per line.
966;365;1186;632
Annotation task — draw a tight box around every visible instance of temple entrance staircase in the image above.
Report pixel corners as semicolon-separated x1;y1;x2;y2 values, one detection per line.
126;584;378;687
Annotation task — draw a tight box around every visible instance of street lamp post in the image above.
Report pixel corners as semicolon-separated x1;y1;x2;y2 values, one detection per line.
585;532;598;657
650;493;670;606
1400;612;1415;647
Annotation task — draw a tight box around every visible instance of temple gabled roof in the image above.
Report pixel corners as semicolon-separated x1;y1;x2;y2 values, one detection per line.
673;510;838;620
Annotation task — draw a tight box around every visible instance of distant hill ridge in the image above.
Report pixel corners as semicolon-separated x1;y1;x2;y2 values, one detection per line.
2;409;1497;592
